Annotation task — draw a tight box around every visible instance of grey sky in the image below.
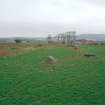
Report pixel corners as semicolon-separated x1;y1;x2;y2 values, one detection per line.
0;0;105;37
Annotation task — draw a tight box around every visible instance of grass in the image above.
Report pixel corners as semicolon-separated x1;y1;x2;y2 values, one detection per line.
0;45;105;105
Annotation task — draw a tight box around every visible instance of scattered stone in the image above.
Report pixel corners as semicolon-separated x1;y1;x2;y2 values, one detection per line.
44;56;57;64
84;53;96;57
73;45;80;50
48;56;56;61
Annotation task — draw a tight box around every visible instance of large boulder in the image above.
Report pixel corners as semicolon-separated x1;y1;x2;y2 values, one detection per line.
45;56;56;64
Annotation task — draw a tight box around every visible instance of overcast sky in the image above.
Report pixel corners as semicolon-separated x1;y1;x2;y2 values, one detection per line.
0;0;105;37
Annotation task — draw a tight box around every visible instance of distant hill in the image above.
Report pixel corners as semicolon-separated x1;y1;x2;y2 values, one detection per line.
77;34;105;41
0;34;105;43
0;37;47;43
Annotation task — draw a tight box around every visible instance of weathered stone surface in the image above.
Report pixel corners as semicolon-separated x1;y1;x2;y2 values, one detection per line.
44;56;57;64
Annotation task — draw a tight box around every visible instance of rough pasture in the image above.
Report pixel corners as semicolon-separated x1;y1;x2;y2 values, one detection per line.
0;44;105;105
0;43;38;56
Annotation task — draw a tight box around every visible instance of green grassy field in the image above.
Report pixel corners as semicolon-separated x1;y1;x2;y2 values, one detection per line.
0;45;105;105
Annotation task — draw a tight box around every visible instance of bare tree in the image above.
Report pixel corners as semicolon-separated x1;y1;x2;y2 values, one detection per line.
47;31;76;45
72;34;76;46
57;34;61;43
47;34;52;44
61;34;66;44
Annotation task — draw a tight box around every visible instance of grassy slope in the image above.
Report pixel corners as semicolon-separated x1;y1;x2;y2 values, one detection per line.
0;45;105;105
